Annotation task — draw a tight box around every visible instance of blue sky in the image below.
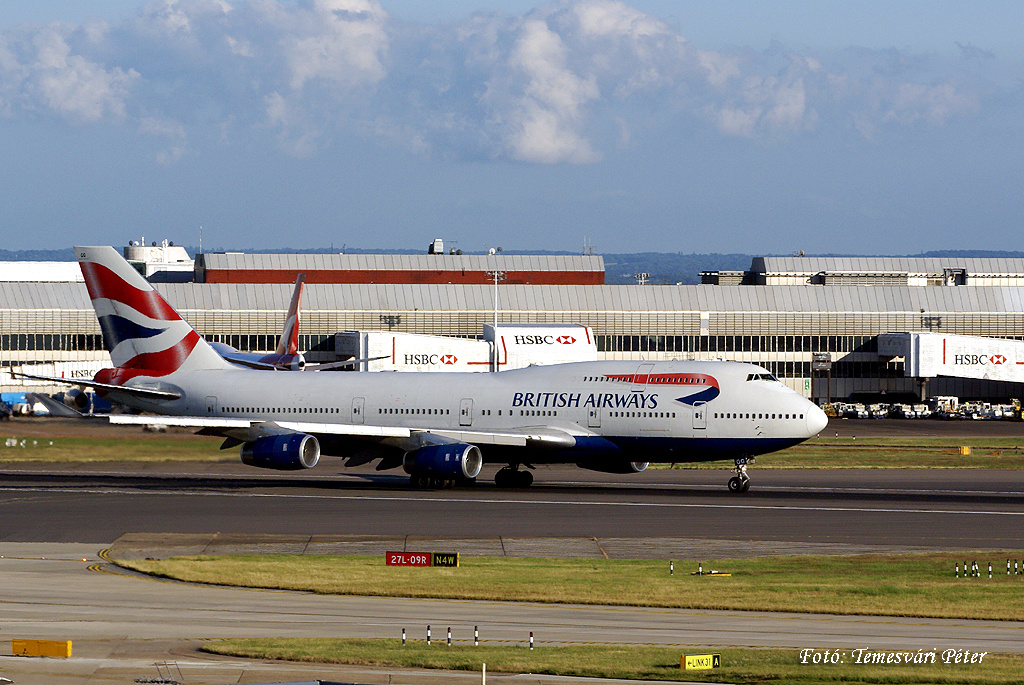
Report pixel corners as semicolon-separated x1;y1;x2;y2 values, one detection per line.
1;1;1021;254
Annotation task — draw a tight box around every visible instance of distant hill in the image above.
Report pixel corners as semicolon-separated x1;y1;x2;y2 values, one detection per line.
6;248;1024;286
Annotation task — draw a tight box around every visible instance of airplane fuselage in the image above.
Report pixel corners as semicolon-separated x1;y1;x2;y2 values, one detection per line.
122;359;825;464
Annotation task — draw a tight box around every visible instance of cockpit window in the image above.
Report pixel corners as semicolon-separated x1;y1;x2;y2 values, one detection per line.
746;373;780;382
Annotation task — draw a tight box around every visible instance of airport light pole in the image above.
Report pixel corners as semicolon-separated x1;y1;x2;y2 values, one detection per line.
486;267;506;372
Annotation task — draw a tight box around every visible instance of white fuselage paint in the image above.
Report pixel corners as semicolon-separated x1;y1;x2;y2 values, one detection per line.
119;359;827;464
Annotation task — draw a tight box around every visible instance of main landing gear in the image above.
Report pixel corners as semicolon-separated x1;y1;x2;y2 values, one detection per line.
727;457;753;494
494;464;534;488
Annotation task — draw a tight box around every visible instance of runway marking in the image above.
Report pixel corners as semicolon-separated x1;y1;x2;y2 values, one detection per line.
555;481;1024;497
4;468;1022;497
0;485;1022;517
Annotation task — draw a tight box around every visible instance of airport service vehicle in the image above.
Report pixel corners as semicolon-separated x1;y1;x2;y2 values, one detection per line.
17;246;827;493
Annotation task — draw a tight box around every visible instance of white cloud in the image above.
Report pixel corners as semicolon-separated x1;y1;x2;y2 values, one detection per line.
280;0;389;90
263;90;320;156
0;0;1008;161
883;82;978;125
225;35;254;57
698;50;741;89
504;17;600;163
29;28;138;122
573;0;668;40
707;54;819;138
140;115;187;163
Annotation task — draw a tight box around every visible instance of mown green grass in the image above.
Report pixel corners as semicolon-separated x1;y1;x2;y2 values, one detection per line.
657;435;1024;469
201;640;1024;684
0;434;229;462
764;435;1024;469
5;429;1024;467
115;552;1024;621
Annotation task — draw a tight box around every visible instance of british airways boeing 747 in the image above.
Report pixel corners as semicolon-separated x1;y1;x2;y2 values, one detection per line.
18;246;827;493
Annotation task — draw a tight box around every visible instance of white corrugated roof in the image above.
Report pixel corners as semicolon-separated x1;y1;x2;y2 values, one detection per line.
4;282;1023;314
756;256;1024;275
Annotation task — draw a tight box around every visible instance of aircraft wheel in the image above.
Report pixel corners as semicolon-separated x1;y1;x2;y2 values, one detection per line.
739;479;750;493
728;476;743;493
515;470;534;488
494;468;513;488
411;474;431;489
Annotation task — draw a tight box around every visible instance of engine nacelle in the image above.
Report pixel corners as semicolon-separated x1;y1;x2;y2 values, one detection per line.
403;443;483;480
577;461;649;474
241;433;320;470
60;389;91;412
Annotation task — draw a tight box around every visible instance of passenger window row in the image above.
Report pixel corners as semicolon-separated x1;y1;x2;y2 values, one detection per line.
715;412;804;420
224;406;339;414
610;411;676;418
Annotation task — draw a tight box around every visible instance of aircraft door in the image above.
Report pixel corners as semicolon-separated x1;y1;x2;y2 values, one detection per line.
588;407;602;428
631;363;654;392
459;398;473;426
205;396;218;414
692;401;707;430
352;397;365;424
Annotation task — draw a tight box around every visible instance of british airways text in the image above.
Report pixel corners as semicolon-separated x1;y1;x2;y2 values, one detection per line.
512;392;659;409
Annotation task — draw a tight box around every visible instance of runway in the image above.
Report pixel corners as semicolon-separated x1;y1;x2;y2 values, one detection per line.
1;463;1022;550
1;462;1022;683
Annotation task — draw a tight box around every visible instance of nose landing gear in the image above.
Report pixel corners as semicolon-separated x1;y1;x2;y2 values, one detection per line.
727;457;752;493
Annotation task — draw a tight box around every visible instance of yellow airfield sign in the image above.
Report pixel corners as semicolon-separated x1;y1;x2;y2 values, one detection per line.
682;653;721;670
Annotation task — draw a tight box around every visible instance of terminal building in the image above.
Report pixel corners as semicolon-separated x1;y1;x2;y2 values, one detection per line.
4;246;1024;403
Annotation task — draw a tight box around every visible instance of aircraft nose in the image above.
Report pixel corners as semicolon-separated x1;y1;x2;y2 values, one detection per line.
806;402;828;436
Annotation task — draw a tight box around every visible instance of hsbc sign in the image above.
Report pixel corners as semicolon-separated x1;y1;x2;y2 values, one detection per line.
880;332;1024;384
954;354;1007;366
404;354;458;365
515;335;576;345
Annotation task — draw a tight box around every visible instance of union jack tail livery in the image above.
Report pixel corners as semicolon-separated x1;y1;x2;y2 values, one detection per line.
76;245;230;383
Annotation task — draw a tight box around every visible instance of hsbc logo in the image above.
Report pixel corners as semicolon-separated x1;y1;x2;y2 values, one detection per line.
953;354;1008;366
515;335;577;345
404;353;458;365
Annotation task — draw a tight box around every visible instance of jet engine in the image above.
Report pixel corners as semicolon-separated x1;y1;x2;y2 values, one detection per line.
403;443;483;485
60;388;91;412
577;461;649;474
240;433;320;470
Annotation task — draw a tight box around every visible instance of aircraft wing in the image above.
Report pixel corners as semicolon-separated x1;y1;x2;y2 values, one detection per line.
24;392;91;419
102;414;576;450
10;370;182;400
425;428;577;448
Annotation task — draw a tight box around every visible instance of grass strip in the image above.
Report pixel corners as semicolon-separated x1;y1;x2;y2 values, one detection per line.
662;436;1024;469
5;430;1024;467
116;552;1024;621
0;434;229;462
201;640;1024;684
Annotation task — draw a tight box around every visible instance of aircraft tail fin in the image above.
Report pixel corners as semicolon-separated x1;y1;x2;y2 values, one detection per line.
275;273;305;356
75;245;231;378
